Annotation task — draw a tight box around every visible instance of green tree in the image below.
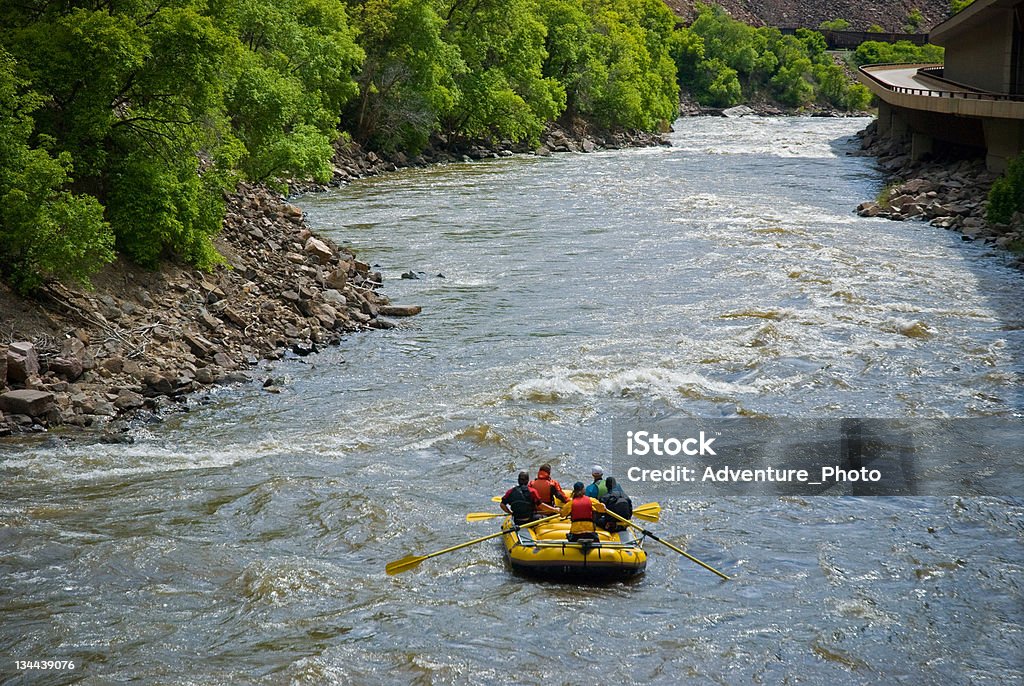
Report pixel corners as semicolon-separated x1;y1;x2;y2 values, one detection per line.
818;18;851;31
440;0;564;142
987;156;1024;225
0;49;113;291
852;40;944;66
213;0;363;183
671;6;869;111
344;0;460;151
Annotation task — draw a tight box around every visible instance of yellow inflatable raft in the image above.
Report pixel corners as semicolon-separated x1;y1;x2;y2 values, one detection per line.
501;517;647;581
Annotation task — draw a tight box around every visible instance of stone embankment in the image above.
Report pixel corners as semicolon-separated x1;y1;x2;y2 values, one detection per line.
852;121;1024;267
0;183;419;436
0;123;668;436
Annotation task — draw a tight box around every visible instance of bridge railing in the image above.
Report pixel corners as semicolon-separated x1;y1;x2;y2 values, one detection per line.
859;64;1024;102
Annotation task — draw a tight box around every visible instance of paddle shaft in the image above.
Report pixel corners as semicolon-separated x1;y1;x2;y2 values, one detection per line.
468;502;660;523
605;510;731;581
388;514;559;574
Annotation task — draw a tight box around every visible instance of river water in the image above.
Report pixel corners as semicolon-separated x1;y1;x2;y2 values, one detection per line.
2;117;1023;685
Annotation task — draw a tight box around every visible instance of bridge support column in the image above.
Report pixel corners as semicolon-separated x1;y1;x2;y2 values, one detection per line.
983;119;1024;173
877;101;910;141
877;101;893;136
889;107;910;140
911;132;934;161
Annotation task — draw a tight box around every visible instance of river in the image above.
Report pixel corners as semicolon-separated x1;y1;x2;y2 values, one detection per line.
2;117;1022;685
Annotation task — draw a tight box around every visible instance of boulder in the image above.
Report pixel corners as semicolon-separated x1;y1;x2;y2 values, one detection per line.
304;237;333;263
378;305;422;317
325;267;348;290
194;367;217;385
0;389;55;417
114;390;145;411
213;352;236;369
49;357;84;382
722;105;755;118
856;202;881;217
184;332;218;358
7;342;39;384
323;289;347;307
901;178;933;194
143;372;176;396
61;337;86;361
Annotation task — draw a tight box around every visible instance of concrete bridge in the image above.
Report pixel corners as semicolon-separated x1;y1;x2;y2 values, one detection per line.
855;0;1024;172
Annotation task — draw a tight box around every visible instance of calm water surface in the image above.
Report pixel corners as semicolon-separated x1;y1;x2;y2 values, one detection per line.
2;117;1023;685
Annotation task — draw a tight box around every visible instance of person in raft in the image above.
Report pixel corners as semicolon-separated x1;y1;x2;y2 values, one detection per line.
598;477;633;532
529;463;568;507
584;465;608;498
560;481;608;543
501;472;559;525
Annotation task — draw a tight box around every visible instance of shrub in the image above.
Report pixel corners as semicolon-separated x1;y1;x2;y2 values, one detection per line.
987;156;1024;225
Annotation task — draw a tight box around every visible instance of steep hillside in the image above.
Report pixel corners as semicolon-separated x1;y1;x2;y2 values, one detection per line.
665;0;952;33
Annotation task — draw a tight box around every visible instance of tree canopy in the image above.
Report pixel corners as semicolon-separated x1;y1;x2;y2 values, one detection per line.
671;4;872;110
0;0;878;291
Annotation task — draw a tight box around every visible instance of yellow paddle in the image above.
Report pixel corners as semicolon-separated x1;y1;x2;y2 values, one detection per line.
466;501;661;523
386;514;560;575
604;510;731;581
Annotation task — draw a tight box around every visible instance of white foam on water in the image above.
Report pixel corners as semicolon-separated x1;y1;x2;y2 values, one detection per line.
508;375;587;402
1;439;289;483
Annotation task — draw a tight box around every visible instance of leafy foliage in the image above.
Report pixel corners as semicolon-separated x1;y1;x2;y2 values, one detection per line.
0;48;113;292
852;40;944;66
818;19;851;31
542;0;679;130
1;0;875;291
951;0;976;13
987;156;1024;225
671;5;871;111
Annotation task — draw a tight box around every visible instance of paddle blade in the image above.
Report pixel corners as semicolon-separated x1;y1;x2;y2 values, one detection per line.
491;496;502;502
465;512;505;522
633;502;661;523
386;555;425;575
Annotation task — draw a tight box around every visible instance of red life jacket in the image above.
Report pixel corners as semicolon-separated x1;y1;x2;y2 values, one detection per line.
530;476;560;504
570;495;593;522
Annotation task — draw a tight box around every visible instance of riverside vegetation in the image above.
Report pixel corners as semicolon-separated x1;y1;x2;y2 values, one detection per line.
0;0;968;434
1;0;898;293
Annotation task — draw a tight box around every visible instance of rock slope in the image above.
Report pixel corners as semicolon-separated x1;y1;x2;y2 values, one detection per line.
664;0;951;33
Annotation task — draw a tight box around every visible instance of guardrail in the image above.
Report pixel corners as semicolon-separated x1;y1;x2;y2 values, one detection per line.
859;64;1024;102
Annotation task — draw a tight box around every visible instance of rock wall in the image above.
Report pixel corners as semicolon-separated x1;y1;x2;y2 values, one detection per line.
663;0;950;33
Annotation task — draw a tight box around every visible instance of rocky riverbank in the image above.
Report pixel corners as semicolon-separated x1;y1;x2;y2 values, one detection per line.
0;122;668;437
0;182;420;437
852;121;1024;267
